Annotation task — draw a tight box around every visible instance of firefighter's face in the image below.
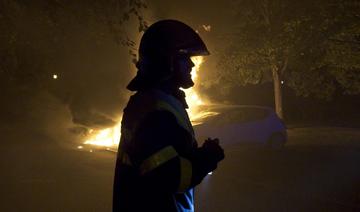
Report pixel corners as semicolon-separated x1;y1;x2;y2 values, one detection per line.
173;55;195;89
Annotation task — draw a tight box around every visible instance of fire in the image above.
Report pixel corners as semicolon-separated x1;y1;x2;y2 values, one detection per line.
182;56;219;125
183;56;205;117
84;122;121;147
83;56;212;148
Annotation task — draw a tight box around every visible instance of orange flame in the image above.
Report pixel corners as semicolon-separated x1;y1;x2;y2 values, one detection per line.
83;56;210;148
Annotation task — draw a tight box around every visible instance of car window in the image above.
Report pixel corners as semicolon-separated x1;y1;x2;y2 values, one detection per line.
241;108;270;122
216;107;270;125
199;110;245;126
195;106;270;126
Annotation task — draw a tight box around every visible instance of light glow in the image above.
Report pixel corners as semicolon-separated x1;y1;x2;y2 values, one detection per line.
183;56;205;118
183;56;219;125
84;122;121;147
83;56;217;148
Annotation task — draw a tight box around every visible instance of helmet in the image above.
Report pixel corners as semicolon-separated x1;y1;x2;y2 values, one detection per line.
138;19;210;59
127;19;209;91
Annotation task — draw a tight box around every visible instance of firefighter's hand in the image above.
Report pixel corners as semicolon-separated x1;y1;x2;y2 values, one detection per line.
191;138;225;184
202;137;225;163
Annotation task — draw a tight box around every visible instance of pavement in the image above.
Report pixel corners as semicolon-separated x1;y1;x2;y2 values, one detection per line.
1;126;360;211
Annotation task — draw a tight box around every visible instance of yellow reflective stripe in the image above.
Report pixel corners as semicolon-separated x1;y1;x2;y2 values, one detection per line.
118;149;132;166
157;101;190;131
177;157;192;193
140;146;178;175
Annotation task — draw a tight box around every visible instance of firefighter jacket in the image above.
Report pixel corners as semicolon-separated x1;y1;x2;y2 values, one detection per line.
113;88;214;212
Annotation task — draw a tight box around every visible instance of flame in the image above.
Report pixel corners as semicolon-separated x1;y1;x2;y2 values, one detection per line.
185;56;219;125
84;122;121;147
83;56;213;148
183;56;204;118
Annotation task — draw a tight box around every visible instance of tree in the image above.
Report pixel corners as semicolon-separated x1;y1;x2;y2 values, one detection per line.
217;0;359;119
324;2;360;95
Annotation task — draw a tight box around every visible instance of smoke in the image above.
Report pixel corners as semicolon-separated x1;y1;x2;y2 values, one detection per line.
0;1;144;143
1;0;236;144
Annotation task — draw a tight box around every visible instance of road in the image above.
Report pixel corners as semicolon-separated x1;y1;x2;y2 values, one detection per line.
196;127;360;211
1;126;360;211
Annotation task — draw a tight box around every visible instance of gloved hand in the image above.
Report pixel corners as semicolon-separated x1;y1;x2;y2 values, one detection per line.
191;138;225;186
201;138;225;163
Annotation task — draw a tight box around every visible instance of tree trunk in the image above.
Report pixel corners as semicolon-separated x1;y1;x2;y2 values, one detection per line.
272;67;283;119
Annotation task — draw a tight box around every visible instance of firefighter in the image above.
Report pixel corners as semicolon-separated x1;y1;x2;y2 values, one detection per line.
113;19;225;212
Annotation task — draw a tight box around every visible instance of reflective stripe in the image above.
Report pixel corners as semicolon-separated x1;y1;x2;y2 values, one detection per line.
118;149;132;166
156;101;191;132
177;157;192;193
140;146;178;175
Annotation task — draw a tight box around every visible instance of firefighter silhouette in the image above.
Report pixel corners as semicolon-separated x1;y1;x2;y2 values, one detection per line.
113;19;225;212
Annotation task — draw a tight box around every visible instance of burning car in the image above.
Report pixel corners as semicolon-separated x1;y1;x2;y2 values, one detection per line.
193;105;287;148
81;56;286;150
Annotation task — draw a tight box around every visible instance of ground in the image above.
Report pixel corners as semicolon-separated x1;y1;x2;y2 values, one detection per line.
196;127;360;211
1;125;360;211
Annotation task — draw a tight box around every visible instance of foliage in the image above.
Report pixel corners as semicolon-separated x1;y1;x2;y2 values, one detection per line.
217;0;360;99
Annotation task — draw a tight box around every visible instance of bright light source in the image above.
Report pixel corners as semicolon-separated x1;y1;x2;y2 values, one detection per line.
84;123;121;147
82;56;211;149
281;80;284;84
77;145;83;149
208;172;213;175
53;74;58;79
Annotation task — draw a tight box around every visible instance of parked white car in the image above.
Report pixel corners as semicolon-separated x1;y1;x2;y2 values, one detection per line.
193;105;287;148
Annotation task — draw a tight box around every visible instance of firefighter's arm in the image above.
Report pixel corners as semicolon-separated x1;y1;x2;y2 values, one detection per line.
133;111;224;193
